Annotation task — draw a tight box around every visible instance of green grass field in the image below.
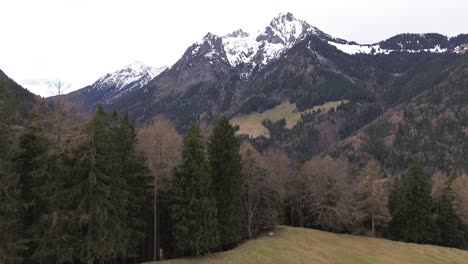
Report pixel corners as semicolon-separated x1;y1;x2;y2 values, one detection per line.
230;101;348;138
153;226;468;264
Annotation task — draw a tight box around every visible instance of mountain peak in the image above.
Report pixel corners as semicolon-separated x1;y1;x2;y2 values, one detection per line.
225;29;249;38
124;61;151;70
202;32;221;41
262;12;311;44
91;62;167;93
272;12;297;23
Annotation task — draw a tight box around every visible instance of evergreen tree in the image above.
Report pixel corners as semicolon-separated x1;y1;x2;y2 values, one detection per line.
71;105;128;263
29;148;77;263
0;124;25;263
170;122;219;256
435;188;467;249
13;113;49;261
208;117;243;247
389;165;437;244
112;111;153;260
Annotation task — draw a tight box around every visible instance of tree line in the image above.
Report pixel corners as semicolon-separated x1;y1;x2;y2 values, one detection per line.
2;101;468;263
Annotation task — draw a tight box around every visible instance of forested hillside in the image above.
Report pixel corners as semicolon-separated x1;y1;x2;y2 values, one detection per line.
0;70;35;124
2;11;468;264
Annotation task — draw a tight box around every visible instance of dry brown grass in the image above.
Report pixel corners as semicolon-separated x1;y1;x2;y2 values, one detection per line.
231;100;348;138
151;226;468;264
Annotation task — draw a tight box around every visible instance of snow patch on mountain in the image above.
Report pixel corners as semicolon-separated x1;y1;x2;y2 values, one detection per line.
328;42;392;55
189;12;459;77
222;30;259;67
221;12;312;69
91;61;167;92
328;41;450;55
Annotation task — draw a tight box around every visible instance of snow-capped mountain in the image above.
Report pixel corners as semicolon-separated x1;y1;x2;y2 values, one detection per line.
184;12;468;77
55;61;167;112
89;61;167;94
59;12;468;126
328;33;468;55
187;12;333;77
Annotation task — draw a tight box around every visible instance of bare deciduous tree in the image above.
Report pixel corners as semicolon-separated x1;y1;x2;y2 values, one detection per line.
240;141;279;238
137;116;182;261
261;147;293;200
452;173;468;225
290;156;360;232
35;79;86;152
356;160;389;236
432;171;449;216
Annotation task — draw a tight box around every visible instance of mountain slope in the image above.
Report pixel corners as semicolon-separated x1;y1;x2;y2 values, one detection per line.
58;61;167;112
108;13;468;130
109;13;369;128
67;13;468;176
152;226;468;264
328;57;468;175
0;69;36;124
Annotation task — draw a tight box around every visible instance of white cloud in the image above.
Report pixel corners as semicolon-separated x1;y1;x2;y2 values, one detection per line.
0;0;467;96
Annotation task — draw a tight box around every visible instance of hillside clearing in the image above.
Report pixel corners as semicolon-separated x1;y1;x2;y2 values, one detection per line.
153;226;468;264
230;100;348;138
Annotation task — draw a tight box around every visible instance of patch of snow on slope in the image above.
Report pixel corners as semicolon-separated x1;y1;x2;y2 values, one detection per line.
223;30;259;67
428;45;447;53
328;42;392;55
268;13;306;44
92;62;167;92
262;42;288;65
329;41;450;55
221;13;311;69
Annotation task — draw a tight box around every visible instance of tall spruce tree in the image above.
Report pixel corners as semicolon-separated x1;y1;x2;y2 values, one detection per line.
389;165;437;244
0;124;25;263
71;105;132;263
208;117;243;247
112;111;153;260
435;188;467;249
71;105;115;263
29;145;76;263
170;122;219;256
13;113;49;261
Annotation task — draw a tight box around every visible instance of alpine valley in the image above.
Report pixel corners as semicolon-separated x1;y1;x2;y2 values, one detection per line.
10;12;468;175
3;10;468;264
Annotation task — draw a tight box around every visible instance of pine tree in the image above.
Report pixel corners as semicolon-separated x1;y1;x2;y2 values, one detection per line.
13;113;49;260
29;148;77;263
67;106;152;263
208;117;243;247
389;165;437;244
436;188;466;249
71;105;127;263
170;122;219;256
112;111;153;260
0;124;25;263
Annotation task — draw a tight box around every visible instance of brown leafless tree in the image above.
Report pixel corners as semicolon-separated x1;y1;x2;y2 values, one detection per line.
452;173;468;225
240;141;280;238
137;116;182;261
432;171;449;216
291;156;360;232
261;147;293;200
34;79;86;152
356;160;389;236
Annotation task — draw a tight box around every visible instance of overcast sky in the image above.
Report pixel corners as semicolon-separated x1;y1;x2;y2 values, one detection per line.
1;0;467;96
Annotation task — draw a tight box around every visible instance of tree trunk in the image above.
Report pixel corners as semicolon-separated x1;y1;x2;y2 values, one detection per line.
156;202;161;261
154;187;158;261
371;206;375;237
290;207;294;227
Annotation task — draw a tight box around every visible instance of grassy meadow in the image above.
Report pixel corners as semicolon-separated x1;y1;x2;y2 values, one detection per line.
153;226;468;264
230;100;348;138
